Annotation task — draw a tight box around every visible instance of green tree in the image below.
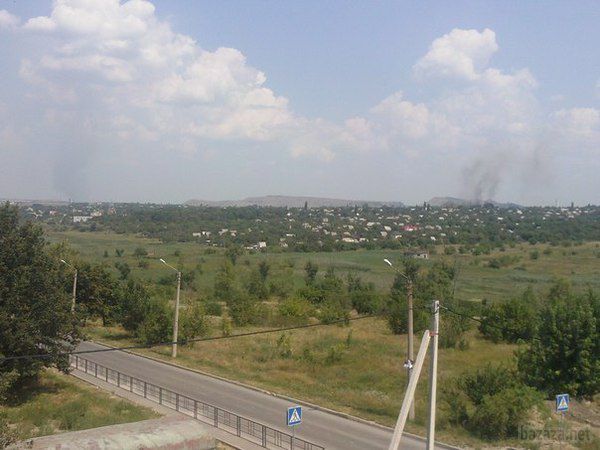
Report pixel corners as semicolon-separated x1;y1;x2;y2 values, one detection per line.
228;292;257;326
214;261;235;301
137;299;172;345
258;260;270;282
304;261;318;285
479;287;539;343
0;203;77;399
246;267;268;300
116;280;150;334
133;246;148;258
114;261;131;280
75;262;119;326
517;282;599;398
179;303;209;345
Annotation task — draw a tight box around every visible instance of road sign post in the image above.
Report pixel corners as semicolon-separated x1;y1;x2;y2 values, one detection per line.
556;394;569;413
286;405;302;445
556;394;569;450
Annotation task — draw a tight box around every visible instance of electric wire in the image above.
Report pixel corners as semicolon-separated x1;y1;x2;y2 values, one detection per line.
0;314;374;364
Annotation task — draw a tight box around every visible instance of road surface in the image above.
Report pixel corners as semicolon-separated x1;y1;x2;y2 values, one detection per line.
75;341;450;450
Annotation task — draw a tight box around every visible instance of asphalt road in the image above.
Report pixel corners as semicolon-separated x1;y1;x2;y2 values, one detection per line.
76;341;448;450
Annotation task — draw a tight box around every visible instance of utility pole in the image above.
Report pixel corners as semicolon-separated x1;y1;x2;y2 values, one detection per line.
387;330;431;450
160;258;182;358
60;259;77;314
384;259;416;420
426;300;440;450
406;278;414;420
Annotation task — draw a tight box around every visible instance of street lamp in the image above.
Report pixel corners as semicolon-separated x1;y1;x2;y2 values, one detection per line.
384;258;415;421
160;258;181;358
60;259;77;314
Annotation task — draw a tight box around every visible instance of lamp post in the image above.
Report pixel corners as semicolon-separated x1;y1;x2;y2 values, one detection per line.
60;259;77;314
160;258;181;358
384;258;415;421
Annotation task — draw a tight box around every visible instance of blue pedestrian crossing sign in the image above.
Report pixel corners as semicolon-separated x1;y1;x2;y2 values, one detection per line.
287;406;302;426
556;394;569;412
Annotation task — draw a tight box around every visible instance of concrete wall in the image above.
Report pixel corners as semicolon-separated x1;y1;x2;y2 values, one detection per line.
9;416;216;450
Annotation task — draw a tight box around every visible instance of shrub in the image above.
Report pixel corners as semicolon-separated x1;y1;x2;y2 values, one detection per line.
0;413;17;448
133;247;148;258
469;386;541;440
278;297;314;323
350;289;382;314
179;303;209;344
479;288;539;343
276;333;293;358
318;298;350;325
324;344;344;365
517;284;600;398
440;365;542;440
228;293;257;326
137;300;172;345
205;301;223;316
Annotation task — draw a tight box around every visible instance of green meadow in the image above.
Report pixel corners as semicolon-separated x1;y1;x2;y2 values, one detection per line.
47;229;600;303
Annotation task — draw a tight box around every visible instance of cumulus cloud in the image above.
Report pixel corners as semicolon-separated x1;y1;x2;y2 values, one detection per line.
0;9;20;29
414;28;498;81
1;3;597;202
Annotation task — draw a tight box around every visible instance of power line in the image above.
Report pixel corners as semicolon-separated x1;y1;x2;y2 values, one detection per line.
0;314;374;364
439;303;542;342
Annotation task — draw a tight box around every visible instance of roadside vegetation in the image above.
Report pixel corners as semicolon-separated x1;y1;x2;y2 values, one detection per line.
0;370;158;446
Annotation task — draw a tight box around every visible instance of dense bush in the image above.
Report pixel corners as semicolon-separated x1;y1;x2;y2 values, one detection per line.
179;303;209;344
440;364;541;440
479;288;539;343
469;385;540;440
205;301;223;316
116;280;151;333
137;300;172;345
518;282;599;398
228;292;258;326
278;297;314;323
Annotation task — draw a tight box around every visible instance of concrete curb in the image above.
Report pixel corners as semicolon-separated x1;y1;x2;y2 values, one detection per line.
88;340;461;450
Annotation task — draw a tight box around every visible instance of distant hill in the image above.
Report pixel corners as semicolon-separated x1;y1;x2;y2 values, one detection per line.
0;198;70;206
429;197;521;208
184;195;404;208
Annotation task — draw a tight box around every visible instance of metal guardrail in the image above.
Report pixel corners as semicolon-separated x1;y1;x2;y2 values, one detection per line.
70;355;324;450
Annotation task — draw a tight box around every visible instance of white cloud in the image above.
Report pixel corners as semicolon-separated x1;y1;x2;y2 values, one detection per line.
0;9;20;29
552;108;600;142
2;2;597;202
414;28;498;81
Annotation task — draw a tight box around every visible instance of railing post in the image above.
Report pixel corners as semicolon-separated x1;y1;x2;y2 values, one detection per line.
117;372;120;387
176;393;179;411
106;367;109;382
159;387;163;405
84;359;88;373
214;408;218;427
237;416;241;436
75;355;78;369
194;400;198;419
95;363;98;378
262;425;267;447
130;377;134;392
144;381;147;398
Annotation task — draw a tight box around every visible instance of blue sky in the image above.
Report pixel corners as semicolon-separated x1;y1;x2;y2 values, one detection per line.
0;0;598;205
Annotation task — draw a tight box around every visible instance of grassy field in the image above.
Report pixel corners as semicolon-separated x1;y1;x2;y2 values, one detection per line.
48;229;600;303
48;230;600;446
0;370;158;443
